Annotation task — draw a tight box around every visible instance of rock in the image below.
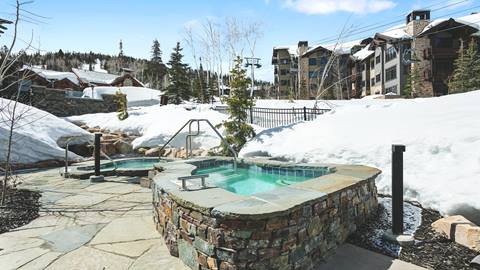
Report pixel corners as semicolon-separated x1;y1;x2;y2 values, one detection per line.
137;148;147;154
167;148;178;158
114;140;133;154
87;127;102;133
145;147;162;157
101;134;119;141
100;143;116;156
80;124;89;130
432;215;480;252
176;149;187;158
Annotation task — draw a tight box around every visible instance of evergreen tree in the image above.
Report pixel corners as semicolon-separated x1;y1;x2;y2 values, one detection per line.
118;39;125;68
166;42;191;104
151;39;162;63
221;57;255;154
404;57;421;98
448;39;480;94
207;73;217;103
193;63;207;102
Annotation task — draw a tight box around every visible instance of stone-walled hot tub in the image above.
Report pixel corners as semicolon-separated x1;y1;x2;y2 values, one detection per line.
152;157;380;270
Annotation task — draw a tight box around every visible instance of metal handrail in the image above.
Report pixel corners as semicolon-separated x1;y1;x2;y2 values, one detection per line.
100;150;118;170
158;119;238;170
63;135;92;178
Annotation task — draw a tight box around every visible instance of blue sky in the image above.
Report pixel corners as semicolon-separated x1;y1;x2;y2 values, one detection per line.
0;0;477;81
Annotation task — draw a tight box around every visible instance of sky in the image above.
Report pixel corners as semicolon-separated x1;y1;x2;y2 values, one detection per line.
0;0;477;82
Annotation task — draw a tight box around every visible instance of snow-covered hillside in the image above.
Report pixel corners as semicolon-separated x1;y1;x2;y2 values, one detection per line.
66;105;228;150
0;98;92;164
241;91;480;217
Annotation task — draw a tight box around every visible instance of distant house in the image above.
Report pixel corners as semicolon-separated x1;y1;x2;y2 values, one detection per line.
20;66;81;90
72;68;145;89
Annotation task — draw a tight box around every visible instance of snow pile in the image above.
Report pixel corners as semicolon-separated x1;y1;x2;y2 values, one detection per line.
80;59;108;73
240;91;480;217
0;98;92;164
66;105;228;150
82;86;164;107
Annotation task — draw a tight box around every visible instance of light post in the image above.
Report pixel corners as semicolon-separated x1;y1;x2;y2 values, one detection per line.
244;57;261;98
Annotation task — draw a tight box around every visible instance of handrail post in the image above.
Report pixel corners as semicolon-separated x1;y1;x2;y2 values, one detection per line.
94;133;102;176
392;144;406;235
64;142;69;178
303;106;307;121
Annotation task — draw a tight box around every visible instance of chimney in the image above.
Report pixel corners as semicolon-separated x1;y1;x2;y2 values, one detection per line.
297;41;308;56
406;10;431;36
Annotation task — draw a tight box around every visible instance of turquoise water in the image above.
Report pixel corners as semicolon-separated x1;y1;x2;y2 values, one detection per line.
194;164;314;195
103;159;160;170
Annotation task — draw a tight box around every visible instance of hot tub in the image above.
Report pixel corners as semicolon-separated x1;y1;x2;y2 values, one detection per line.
152;157;381;270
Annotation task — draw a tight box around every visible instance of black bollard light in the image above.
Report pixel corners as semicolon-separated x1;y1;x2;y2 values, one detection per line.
392;144;406;235
94;133;102;176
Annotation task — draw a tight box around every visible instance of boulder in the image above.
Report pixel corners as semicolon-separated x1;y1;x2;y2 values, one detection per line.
100;142;116;156
101;134;120;141
167;148;178;158
137;148;148;154
432;215;480;252
114;140;133;154
87;127;102;133
176;149;187;158
145;147;163;157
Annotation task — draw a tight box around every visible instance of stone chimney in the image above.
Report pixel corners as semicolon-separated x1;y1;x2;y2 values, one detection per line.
297;41;309;56
406;10;431;36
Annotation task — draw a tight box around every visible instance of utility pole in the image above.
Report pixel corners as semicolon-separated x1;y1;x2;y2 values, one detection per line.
244;57;261;98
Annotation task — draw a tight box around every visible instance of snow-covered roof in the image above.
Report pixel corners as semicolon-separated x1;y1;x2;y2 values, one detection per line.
305;39;363;56
378;24;411;40
22;66;79;85
273;45;299;56
72;68;119;85
419;12;480;35
352;46;374;61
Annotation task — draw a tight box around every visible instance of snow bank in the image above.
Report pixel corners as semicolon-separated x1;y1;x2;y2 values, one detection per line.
82;86;164;107
240;91;480;217
0;98;92;164
66;105;228;150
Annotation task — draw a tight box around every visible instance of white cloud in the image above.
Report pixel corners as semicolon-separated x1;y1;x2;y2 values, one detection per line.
283;0;397;15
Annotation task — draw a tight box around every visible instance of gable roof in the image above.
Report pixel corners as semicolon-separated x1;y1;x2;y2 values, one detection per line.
72;68;119;85
352;46;374;61
22;66;79;85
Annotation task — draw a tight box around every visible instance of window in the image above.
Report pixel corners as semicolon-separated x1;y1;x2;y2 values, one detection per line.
361;80;366;87
280;69;288;76
376;74;381;82
371;78;375;86
385;47;397;62
376;55;381;64
433;37;452;48
385;66;397;82
320;57;328;65
280;59;290;65
309;58;317;65
385;85;398;94
309;71;317;78
361;64;365;71
280;80;289;86
370;59;375;69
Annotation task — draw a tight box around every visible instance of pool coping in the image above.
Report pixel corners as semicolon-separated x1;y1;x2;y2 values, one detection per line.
64;157;171;179
153;156;381;220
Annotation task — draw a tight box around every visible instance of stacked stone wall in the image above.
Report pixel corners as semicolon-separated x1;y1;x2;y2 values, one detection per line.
153;177;378;270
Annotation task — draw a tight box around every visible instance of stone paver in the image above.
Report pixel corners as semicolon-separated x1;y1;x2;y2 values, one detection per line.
0;169;188;270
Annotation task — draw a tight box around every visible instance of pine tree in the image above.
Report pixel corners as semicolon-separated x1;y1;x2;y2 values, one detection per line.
166;42;191;104
115;89;128;120
118;39;125;69
193;63;207;102
448;39;480;94
221;57;255;154
151;39;162;63
404;61;420;98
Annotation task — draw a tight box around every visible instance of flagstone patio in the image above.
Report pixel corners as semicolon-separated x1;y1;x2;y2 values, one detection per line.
0;168;188;270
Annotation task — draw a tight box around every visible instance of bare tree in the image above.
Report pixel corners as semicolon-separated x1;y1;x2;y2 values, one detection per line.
0;0;41;205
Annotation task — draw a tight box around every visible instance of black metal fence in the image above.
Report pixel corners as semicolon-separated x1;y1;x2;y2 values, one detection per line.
213;106;331;128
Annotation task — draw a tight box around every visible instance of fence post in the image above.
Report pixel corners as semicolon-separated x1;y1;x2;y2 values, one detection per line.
249;106;254;124
392;144;406;235
303;107;307;121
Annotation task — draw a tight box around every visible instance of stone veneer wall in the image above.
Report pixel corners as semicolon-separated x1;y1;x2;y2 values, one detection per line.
153;168;378;270
1;85;122;117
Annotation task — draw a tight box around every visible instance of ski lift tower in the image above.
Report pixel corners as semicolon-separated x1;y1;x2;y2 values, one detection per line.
244;57;261;98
